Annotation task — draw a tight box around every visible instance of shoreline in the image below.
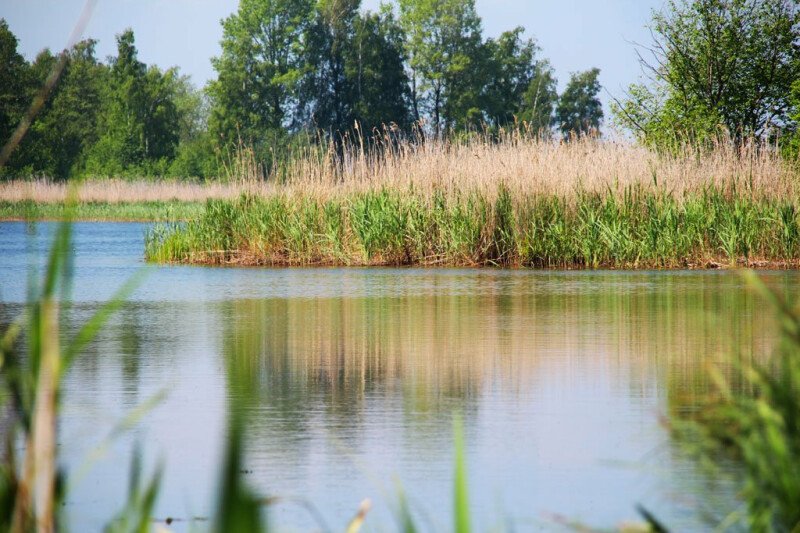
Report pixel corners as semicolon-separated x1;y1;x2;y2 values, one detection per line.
155;251;800;270
0;200;204;222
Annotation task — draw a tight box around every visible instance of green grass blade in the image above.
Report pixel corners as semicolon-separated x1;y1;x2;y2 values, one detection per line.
453;414;471;533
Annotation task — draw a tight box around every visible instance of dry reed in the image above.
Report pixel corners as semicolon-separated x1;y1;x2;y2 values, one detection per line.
1;135;795;204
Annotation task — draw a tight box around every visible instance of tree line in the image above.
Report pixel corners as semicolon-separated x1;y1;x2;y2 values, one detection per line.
0;0;604;180
5;0;797;181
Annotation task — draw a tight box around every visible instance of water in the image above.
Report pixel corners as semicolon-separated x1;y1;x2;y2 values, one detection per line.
1;221;792;531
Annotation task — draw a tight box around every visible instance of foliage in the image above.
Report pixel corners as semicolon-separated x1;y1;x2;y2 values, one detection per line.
0;3;615;180
85;30;183;176
346;7;413;132
208;0;312;144
398;0;485;135
0;22;210;181
25;41;107;179
0;19;32;176
556;68;603;139
614;0;800;149
482;27;538;128
518;60;558;134
299;0;361;134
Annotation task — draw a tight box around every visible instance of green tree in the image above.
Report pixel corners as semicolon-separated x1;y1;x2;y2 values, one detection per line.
345;7;412;133
482;27;537;128
23;40;108;178
0;19;31;176
208;0;313;145
519;60;558;135
86;29;182;175
9;48;57;175
556;68;603;139
86;29;148;173
299;0;360;134
167;75;218;178
613;0;800;148
398;0;484;136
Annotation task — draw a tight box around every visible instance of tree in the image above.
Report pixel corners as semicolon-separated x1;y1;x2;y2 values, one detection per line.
298;0;360;134
24;40;108;178
482;27;538;128
398;0;484;137
345;7;411;133
0;19;31;175
86;29;182;175
208;0;313;145
556;68;603;139
613;0;800;147
519;60;558;135
87;29;148;173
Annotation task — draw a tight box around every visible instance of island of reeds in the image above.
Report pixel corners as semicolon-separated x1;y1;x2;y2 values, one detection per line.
142;135;800;269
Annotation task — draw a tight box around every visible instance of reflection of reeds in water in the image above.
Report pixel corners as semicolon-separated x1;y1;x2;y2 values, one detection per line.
221;273;787;417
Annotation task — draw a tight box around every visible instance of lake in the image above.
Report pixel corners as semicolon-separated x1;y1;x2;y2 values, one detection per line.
1;221;790;531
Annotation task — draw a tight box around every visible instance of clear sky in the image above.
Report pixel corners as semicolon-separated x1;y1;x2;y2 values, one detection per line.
2;0;664;112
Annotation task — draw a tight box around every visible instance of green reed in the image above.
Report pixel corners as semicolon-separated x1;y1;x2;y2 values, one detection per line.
146;186;800;269
0;200;205;222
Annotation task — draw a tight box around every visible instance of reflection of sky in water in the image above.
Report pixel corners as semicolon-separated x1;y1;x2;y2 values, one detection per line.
0;221;788;531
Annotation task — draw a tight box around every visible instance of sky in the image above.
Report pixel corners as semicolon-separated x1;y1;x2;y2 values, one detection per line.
2;0;665;115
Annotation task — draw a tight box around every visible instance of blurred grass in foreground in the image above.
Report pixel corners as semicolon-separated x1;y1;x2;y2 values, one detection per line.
671;271;800;532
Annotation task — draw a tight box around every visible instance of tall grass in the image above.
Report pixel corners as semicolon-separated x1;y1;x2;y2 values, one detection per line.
0;200;205;221
145;185;800;268
139;133;800;268
3;134;794;202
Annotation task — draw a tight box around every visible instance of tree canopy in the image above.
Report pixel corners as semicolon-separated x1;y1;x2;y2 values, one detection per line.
613;0;800;148
557;68;603;139
1;1;613;180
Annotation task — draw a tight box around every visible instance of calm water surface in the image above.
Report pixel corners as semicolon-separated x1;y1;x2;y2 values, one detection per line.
1;221;792;531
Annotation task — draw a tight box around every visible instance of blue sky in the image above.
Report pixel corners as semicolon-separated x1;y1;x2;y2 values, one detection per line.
3;0;664;112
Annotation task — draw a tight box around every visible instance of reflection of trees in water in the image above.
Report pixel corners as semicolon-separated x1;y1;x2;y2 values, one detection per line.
59;302;187;408
219;273;793;440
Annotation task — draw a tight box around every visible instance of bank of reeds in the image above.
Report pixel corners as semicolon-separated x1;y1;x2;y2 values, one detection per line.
144;185;800;268
0;178;249;204
141;134;800;268
0;200;205;222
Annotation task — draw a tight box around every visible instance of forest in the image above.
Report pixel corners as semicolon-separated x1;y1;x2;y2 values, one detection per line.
0;0;605;181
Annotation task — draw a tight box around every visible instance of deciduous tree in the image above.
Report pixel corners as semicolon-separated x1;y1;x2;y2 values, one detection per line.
614;0;800;147
557;68;603;138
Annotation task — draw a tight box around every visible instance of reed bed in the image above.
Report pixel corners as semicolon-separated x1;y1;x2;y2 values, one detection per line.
2;135;796;202
141;134;800;268
145;186;800;269
5;134;799;267
278;133;795;199
0;200;205;221
0;178;250;204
